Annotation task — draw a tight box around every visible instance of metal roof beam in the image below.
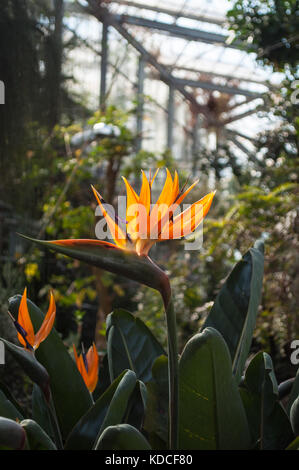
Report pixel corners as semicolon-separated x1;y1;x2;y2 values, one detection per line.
225;129;258;145
225;96;261;112
222;106;263;125
228;135;255;158
85;1;211;118
164;64;269;86
167;77;262;98
108;0;225;26
115;14;241;48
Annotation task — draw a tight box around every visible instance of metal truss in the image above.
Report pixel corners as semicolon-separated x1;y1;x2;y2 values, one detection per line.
108;0;226;26
81;0;266;152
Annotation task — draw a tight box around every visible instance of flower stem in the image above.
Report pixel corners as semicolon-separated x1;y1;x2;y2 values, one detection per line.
159;276;179;450
145;256;179;449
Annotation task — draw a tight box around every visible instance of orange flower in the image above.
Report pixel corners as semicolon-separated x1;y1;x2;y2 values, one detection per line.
73;343;99;393
13;288;56;351
49;169;215;257
92;168;215;256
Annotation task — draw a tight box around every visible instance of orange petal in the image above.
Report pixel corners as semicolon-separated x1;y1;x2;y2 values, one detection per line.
139;170;151;214
17;288;35;349
91;185;127;249
78;354;89;386
156;168;173;206
34;291;56;349
136;171;151;238
122;176;139;223
172;171;179;203
175;179;199;206
73;344;80;368
73;345;87;383
160;191;215;240
122;176;141;239
86;343;99;393
150;168;159;187
150;169;174;237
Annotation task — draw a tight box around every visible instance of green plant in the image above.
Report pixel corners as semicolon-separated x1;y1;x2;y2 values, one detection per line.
1;170;298;450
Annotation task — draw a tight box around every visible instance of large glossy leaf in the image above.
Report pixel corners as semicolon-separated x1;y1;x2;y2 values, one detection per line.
290;397;299;436
240;352;294;449
124;380;147;431
0;417;26;450
178;327;251;450
1;338;50;398
144;355;169;448
19;234;168;294
106;309;165;382
202;239;264;383
93;353;111;400
8;294;93;438
0;389;24;421
0;381;25;418
32;384;55;442
21;419;56;450
287;368;299;415
278;377;295;401
65;370;137;450
95;424;151;450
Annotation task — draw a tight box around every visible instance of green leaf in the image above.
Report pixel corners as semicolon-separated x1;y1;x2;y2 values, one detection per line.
20;419;56;450
203;239;264;383
106;309;165;382
65;370;137;450
8;294;93;438
93;353;111;400
0;389;24;421
0;382;26;418
287;368;299;415
144;355;168;448
240;352;294;449
123;380;147;431
95;423;151;450
32;384;55;442
1;338;50;398
278;378;295;401
19;234;169;294
178;327;251;450
290;397;299;436
0;417;26;450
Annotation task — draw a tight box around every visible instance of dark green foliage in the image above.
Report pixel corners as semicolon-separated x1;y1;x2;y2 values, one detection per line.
178;328;251;450
0;241;298;450
106;309;166;382
240;352;294;449
203;240;264;383
227;0;299;71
